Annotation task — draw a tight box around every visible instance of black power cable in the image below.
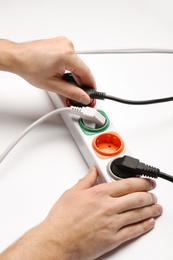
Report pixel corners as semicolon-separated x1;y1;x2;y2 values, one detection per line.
90;92;173;105
62;73;173;106
110;155;173;183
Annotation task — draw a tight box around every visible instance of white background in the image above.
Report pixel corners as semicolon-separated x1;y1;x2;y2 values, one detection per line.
0;1;173;259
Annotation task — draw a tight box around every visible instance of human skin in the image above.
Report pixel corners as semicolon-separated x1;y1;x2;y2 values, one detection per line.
0;36;96;104
0;37;163;259
0;167;162;260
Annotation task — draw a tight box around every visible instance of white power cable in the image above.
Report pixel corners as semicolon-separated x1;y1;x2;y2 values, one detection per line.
0;106;105;164
77;48;173;54
0;107;70;164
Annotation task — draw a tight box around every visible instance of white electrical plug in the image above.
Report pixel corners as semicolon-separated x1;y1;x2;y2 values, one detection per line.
70;106;106;126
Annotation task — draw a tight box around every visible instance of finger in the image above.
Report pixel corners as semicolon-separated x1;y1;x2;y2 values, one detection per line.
71;73;83;87
113;218;156;248
71;167;98;191
114;192;158;213
47;77;91;104
106;178;156;198
66;53;97;89
118;203;163;229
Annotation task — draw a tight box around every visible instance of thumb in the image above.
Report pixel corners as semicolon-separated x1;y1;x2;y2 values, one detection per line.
73;167;98;191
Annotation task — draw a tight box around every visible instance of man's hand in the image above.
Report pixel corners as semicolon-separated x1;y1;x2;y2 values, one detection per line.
1;167;162;260
0;37;96;104
44;167;162;259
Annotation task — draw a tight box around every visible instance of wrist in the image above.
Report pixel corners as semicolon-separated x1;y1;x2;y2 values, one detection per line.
0;40;20;73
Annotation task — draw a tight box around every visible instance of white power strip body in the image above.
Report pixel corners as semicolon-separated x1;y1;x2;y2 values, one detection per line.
47;92;131;183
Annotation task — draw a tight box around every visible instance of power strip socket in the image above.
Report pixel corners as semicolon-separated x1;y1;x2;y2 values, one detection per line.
47;78;132;183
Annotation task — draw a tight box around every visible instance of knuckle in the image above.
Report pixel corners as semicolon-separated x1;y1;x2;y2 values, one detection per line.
55;36;75;56
103;203;116;217
94;185;107;197
123;178;154;194
62;38;74;53
136;192;156;206
135;208;144;221
59;36;73;45
136;194;146;205
123;180;135;193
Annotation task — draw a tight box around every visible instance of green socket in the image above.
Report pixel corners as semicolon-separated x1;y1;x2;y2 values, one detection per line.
79;110;110;135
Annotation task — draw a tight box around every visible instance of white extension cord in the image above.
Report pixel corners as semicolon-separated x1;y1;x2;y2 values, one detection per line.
0;106;105;164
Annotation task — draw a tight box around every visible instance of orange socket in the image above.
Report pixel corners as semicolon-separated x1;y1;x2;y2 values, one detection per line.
92;132;124;159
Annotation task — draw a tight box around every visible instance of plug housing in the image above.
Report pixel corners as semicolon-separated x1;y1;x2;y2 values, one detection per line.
71;106;105;126
63;73;96;107
109;155;160;179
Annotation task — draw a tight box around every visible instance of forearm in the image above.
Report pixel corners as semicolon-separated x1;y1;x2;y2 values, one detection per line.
0;222;66;260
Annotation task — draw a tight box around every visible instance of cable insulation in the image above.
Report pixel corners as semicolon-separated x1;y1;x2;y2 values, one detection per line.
77;48;173;55
90;92;173;105
0;107;70;164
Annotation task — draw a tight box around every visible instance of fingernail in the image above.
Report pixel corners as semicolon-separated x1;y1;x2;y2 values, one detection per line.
157;204;163;215
149;179;156;189
152;193;158;203
148;218;155;227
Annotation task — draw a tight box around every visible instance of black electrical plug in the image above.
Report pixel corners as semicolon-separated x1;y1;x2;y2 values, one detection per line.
110;155;173;183
62;73;95;107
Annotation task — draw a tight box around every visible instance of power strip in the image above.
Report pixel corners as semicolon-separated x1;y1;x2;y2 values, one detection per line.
47;77;131;183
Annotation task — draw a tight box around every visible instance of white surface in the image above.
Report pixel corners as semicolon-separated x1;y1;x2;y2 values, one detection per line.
1;0;173;51
0;1;173;259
